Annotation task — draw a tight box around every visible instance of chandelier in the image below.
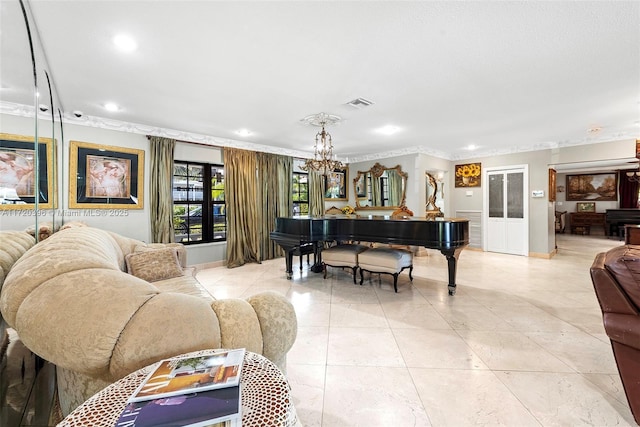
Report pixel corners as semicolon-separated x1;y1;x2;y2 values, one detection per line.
300;113;345;175
627;170;640;183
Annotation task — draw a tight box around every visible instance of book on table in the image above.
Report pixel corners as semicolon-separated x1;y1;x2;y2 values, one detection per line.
115;349;245;427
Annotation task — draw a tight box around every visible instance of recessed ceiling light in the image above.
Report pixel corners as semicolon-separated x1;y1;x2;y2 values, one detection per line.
377;125;400;135
467;144;477;150
235;129;252;137
104;102;119;112
113;34;137;52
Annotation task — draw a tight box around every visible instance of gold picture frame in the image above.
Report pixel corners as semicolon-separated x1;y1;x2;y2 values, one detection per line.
0;132;56;210
549;168;557;202
69;140;144;209
576;202;596;213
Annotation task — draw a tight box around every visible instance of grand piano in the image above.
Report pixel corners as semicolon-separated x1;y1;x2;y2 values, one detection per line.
605;209;640;237
270;215;469;295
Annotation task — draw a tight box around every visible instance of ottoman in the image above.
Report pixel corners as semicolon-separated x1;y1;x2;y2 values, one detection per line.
322;244;369;283
358;247;413;292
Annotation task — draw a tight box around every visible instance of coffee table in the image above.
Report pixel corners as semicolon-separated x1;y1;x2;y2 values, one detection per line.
58;349;298;426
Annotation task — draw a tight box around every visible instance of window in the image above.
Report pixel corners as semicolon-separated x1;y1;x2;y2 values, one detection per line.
173;161;226;243
292;172;309;215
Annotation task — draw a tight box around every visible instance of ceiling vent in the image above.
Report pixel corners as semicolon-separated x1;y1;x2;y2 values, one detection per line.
346;97;374;109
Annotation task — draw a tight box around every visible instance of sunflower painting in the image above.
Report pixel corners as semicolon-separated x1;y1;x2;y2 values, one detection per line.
455;162;481;187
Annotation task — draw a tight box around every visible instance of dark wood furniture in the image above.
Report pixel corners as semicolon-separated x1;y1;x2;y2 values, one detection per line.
270;216;469;295
569;212;606;235
606;209;640;237
625;224;640;245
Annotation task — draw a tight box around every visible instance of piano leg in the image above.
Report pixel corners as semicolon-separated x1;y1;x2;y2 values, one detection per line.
285;249;294;279
441;247;465;295
310;242;324;273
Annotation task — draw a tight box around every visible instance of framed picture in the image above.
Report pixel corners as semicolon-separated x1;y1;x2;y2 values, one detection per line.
0;132;56;210
566;173;617;201
576;202;596;213
70;140;144;209
454;162;481;187
549;168;556;202
324;168;348;200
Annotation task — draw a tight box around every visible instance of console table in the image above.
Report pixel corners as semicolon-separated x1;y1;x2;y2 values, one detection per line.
58;350;298;427
569;212;606;235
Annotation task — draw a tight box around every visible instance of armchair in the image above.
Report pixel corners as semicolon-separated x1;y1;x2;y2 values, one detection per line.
590;245;640;424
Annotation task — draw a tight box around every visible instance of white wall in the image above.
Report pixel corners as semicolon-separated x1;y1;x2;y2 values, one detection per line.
1;114;151;242
0;114;227;265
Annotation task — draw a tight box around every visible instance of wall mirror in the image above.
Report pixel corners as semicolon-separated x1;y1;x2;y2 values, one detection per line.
353;162;408;210
1;0;64;240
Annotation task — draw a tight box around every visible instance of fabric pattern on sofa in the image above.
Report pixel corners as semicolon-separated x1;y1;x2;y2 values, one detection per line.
0;226;297;416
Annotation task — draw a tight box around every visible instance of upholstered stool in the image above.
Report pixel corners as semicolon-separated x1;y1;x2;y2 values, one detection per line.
358;247;413;292
322;244;369;284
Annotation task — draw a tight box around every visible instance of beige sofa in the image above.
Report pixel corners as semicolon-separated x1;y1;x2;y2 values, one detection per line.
0;226;297;416
0;231;36;360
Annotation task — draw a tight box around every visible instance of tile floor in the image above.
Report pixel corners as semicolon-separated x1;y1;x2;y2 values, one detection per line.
196;233;637;427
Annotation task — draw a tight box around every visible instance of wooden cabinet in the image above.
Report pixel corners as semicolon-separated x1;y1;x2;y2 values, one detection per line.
569;212;606;235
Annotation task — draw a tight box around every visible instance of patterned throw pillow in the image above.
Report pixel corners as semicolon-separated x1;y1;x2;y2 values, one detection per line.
125;247;183;282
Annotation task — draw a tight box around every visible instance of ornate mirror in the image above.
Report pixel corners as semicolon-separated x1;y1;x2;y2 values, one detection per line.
353;162;408;210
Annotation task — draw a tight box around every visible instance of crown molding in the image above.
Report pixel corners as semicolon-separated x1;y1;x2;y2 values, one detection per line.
0;101;313;159
3;101;636;164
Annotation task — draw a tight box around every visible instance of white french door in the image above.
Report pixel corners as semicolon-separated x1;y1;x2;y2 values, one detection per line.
484;165;529;256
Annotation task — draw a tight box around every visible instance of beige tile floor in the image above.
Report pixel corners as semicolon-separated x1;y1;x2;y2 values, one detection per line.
197;234;637;426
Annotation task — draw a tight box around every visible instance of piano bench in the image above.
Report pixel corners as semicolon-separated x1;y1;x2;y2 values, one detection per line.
322;244;369;284
358;247;413;293
291;243;316;271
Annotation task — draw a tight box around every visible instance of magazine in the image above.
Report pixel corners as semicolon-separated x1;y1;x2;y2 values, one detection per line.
129;349;246;402
114;385;241;427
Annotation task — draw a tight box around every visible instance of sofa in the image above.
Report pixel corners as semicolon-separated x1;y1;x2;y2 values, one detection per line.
590;245;640;424
0;226;297;416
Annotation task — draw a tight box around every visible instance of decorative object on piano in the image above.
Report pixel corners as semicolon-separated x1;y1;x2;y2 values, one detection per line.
566;173;617;201
549;168;557;202
576;202;596;213
353;163;408;210
425;172;444;219
323;167;348;200
341;205;355;215
454;162;481;187
299;112;345;176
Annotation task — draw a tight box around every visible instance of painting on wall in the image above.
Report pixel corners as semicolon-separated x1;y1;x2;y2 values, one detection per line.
454;162;481;187
549;168;556;202
0;132;56;210
70;140;144;209
324;168;348;200
566;173;617;201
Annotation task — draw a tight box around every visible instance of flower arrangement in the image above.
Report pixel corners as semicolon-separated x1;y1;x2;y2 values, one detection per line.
341;205;355;215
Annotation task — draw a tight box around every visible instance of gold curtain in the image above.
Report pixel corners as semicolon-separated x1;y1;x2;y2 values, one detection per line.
308;171;324;217
257;152;292;260
224;147;260;268
148;136;176;243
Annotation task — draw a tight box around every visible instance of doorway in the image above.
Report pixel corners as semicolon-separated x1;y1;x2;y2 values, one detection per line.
484;165;529;256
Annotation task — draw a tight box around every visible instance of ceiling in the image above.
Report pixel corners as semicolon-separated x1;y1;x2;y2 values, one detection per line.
1;1;639;162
